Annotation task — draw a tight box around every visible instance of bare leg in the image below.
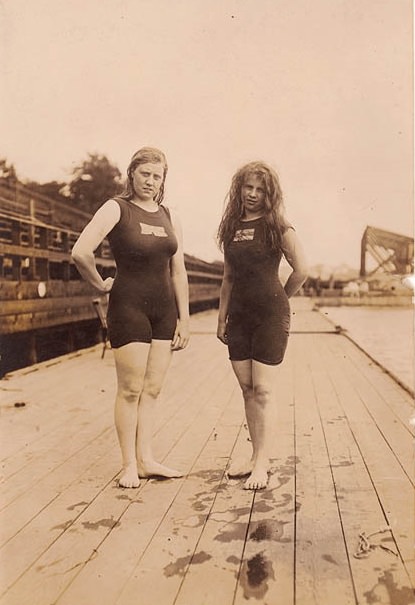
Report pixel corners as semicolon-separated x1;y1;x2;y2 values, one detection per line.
136;340;183;478
244;361;278;489
230;359;278;489
113;342;150;488
228;360;256;477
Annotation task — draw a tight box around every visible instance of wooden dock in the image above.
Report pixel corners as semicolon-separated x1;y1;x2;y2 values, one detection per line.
0;299;414;605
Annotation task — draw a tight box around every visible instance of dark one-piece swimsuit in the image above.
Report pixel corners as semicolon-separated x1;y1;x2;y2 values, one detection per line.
225;217;292;365
106;198;178;348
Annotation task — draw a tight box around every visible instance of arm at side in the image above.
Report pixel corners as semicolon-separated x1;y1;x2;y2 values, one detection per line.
281;228;308;298
217;256;234;343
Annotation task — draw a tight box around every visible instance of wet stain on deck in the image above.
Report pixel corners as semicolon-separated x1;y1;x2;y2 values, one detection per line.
67;501;89;511
322;554;338;565
239;552;275;600
163;551;212;577
364;570;414;605
178;513;206;528
82;517;120;530
52;520;74;531
249;519;289;543
273;493;293;509
116;494;133;501
191;469;223;484
214;522;247;543
191;490;214;512
253;499;274;513
331;460;354;468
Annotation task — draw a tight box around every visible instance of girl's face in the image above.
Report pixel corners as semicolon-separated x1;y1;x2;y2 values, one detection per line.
132;162;164;201
241;175;266;217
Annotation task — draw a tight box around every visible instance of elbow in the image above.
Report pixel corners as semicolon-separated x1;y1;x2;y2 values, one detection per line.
71;245;81;264
71;242;86;266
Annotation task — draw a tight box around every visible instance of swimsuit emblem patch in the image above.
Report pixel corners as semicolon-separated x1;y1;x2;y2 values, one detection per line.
233;228;255;242
140;223;168;237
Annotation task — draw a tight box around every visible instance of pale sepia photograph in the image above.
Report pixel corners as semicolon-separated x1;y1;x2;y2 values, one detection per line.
0;1;413;604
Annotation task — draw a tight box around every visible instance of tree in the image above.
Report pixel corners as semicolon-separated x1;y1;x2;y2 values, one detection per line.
68;153;123;214
24;180;69;205
0;158;18;184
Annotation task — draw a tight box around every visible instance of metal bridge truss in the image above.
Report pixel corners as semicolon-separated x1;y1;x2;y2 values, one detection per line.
360;226;414;277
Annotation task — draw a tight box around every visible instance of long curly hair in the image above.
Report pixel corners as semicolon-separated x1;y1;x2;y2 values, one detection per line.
117;147;168;205
217;161;290;252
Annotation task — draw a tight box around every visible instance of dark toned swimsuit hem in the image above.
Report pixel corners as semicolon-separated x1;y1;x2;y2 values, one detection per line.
110;337;174;349
228;354;284;366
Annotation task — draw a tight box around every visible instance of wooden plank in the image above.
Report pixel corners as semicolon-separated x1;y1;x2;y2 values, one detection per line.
323;337;415;484
291;336;356;605
99;385;242;605
0;429;117;548
172;444;255;605
0;296;95;314
0;447;121;597
234;355;296;605
52;358;236;605
0;349;111;459
1;400;113;509
315;334;414;601
0;339;204;498
1;367;111;461
0;337;234;605
320;334;415;586
1;305;413;605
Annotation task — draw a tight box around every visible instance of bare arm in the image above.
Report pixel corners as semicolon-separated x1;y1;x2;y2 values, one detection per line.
169;208;190;350
281;228;308;298
217;256;234;344
71;199;120;292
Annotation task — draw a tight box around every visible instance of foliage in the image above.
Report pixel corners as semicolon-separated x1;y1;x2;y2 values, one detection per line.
0;158;18;183
24;180;69;205
68;153;123;214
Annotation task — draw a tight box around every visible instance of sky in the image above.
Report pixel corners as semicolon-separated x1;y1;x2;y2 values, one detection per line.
1;0;413;268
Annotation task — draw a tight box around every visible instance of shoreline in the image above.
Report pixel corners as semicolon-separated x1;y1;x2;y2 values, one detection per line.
311;294;413;307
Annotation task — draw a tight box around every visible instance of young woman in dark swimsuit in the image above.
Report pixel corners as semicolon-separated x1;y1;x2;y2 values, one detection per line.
217;161;307;490
72;147;190;488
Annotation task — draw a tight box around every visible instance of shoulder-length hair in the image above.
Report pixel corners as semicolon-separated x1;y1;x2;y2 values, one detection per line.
117;147;168;205
217;161;290;252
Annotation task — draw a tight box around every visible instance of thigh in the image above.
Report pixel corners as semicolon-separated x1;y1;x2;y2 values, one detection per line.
143;339;174;393
113;342;151;390
252;359;279;390
231;359;253;389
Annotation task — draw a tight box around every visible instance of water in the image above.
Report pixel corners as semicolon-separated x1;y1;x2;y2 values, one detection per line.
320;306;414;392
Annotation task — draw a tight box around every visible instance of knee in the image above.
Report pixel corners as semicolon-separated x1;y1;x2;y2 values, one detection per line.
240;382;254;400
118;381;144;404
254;384;272;406
142;378;162;400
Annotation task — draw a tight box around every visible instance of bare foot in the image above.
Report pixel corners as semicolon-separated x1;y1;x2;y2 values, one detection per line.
118;464;140;488
244;467;269;490
227;458;254;478
137;460;183;478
